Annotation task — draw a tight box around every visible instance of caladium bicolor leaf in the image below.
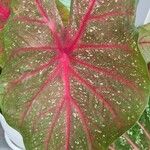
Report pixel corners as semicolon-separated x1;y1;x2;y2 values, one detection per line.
109;99;150;150
1;0;150;150
0;33;4;64
0;0;11;30
110;12;150;150
138;23;150;64
0;0;11;67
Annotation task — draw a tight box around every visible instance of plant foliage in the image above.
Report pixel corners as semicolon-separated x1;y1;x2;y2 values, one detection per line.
0;0;150;150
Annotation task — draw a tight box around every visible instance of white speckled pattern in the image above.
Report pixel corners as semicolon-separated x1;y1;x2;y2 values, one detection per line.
0;1;150;150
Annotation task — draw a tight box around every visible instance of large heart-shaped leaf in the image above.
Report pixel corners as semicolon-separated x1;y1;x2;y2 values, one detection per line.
1;0;150;149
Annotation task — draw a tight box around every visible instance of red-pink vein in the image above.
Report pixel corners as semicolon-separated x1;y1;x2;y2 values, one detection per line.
14;16;46;25
11;46;56;58
20;66;60;125
35;0;49;20
77;43;130;52
34;0;62;52
138;36;150;47
0;3;10;21
32;107;56;132
139;41;150;45
11;56;58;85
138;36;150;53
138;36;146;43
47;24;63;52
44;99;65;150
69;67;117;119
61;54;72;150
71;98;92;150
69;0;96;51
72;58;141;94
65;97;71;150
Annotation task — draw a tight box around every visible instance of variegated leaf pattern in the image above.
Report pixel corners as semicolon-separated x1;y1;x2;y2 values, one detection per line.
0;0;150;150
0;0;11;30
0;0;11;66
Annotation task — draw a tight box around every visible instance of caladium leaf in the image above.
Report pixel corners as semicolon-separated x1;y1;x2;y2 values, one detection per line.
138;23;150;64
0;0;11;67
109;99;150;150
1;0;150;150
0;0;11;30
111;15;150;150
0;32;4;66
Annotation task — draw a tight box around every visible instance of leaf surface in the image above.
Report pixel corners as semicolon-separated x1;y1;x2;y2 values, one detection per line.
1;0;150;150
109;99;150;150
0;0;11;30
138;23;150;64
0;0;11;67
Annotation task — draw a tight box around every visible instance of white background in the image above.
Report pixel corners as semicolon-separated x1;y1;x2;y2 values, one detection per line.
135;0;150;26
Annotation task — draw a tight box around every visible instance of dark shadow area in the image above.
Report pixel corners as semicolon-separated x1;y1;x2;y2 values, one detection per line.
148;62;150;72
0;66;2;74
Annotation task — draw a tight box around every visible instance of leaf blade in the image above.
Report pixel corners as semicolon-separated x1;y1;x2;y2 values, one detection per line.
1;1;150;150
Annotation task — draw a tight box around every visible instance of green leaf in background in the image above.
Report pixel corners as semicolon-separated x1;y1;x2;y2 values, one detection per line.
138;23;150;64
0;0;150;150
59;0;71;10
56;0;70;24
